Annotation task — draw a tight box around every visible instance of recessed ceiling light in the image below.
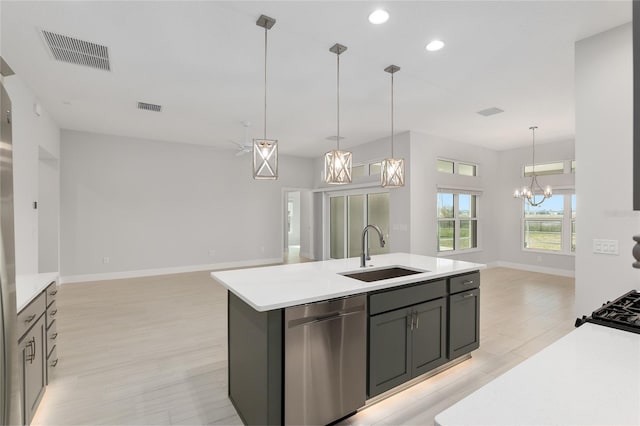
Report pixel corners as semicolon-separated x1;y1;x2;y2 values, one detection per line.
426;40;445;52
368;9;389;24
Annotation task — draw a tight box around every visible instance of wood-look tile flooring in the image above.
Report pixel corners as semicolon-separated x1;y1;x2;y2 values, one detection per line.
32;267;574;426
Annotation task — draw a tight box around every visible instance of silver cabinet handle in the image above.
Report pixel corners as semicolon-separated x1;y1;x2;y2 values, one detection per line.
24;314;36;323
49;289;58;296
414;312;419;329
462;280;474;286
50;333;58;340
463;292;475;298
408;312;414;330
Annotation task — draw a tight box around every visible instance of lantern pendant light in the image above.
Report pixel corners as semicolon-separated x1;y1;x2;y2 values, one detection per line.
513;126;552;206
324;43;352;185
253;15;278;180
381;64;405;188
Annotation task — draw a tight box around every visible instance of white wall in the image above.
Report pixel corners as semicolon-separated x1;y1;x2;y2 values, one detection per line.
3;75;60;276
38;148;60;272
60;130;315;280
409;131;499;266
496;139;575;274
575;22;639;316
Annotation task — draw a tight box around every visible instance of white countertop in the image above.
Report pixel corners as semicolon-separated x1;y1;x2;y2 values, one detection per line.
211;253;485;311
16;272;58;312
435;323;640;426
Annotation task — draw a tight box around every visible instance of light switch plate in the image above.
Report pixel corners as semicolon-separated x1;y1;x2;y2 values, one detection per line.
592;239;619;255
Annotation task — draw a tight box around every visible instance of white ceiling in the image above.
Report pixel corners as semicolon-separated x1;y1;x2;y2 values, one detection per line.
1;1;632;157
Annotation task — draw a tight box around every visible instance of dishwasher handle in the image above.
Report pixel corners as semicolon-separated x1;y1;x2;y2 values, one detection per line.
288;305;365;328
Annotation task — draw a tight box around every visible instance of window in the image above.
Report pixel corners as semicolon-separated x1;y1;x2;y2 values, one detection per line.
522;193;575;254
437;192;478;252
571;160;576;174
437;160;454;174
571;194;576;252
524;162;565;177
437;159;478;176
369;162;382;175
352;164;366;178
458;163;477;177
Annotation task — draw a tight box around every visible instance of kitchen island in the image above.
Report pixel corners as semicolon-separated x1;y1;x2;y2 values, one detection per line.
212;253;485;425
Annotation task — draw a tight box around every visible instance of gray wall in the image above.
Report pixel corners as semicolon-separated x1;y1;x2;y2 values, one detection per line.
4;75;60;276
496;139;575;273
60;130;315;280
575;23;639;316
409;130;499;266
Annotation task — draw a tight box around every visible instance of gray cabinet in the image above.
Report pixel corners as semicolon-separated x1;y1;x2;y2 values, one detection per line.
17;280;59;425
448;273;480;360
411;298;447;377
19;314;46;426
368;281;447;398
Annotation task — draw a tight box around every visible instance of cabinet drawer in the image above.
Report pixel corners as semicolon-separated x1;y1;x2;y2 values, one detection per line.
17;292;46;339
369;280;446;316
45;281;58;307
46;299;58;329
47;345;58;385
47;320;58;357
449;272;480;294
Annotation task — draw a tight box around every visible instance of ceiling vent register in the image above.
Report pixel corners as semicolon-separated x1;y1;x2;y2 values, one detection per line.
476;107;504;117
41;29;111;71
137;102;162;112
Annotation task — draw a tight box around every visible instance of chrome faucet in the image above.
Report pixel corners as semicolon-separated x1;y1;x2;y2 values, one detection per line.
361;224;386;267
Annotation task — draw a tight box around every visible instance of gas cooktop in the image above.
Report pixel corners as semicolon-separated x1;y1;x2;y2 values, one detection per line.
576;290;640;334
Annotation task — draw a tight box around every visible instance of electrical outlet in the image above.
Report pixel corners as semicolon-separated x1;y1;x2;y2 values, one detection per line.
102;257;110;264
592;239;619;255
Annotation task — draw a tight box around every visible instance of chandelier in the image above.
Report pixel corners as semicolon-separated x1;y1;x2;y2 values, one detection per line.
513;126;552;206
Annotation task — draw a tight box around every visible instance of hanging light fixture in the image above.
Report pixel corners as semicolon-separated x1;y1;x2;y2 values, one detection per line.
513;126;552;206
324;43;352;185
381;64;405;188
253;15;278;180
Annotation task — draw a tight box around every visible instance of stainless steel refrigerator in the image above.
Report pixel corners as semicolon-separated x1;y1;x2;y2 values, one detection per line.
0;73;21;425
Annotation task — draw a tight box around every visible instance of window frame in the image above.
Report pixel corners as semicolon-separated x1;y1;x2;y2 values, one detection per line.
437;190;481;256
521;191;575;256
436;158;480;177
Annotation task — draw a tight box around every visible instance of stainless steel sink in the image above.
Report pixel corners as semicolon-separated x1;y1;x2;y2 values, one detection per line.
341;266;427;283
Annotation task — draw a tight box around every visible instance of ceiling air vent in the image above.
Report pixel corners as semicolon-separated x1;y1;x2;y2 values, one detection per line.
476;107;504;117
137;102;162;112
41;29;110;71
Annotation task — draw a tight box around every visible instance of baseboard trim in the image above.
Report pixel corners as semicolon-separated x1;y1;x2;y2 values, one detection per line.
299;251;314;260
60;257;284;284
491;261;575;278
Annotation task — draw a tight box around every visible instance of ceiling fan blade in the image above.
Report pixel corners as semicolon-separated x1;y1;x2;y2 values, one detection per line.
236;150;247;157
229;140;243;149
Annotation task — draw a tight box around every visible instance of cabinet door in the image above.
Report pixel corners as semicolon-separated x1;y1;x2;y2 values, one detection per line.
368;308;411;397
411;298;447;377
448;289;480;360
20;315;46;425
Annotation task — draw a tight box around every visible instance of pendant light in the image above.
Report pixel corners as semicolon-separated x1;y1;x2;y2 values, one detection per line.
253;15;278;180
324;43;352;185
513;126;552;206
381;64;405;188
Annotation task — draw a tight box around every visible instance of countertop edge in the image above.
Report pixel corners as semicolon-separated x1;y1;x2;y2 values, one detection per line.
211;257;484;312
16;272;59;312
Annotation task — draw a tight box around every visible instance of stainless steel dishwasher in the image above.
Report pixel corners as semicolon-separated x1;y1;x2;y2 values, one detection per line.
285;294;366;425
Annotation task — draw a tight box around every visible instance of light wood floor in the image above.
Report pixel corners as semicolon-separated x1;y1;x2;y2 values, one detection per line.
32;267;574;426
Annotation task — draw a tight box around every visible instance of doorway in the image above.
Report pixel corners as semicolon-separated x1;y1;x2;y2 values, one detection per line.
283;190;313;264
328;191;390;260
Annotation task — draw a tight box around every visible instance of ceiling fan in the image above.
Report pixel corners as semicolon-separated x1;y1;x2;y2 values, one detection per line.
230;121;252;156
